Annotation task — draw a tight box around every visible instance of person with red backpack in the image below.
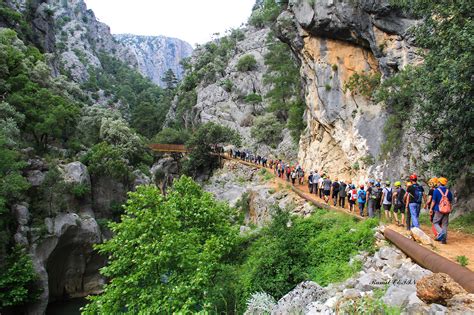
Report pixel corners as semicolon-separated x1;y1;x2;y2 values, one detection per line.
430;177;453;244
348;184;357;213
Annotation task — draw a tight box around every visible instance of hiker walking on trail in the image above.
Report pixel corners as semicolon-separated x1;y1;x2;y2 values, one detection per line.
405;174;425;228
358;185;367;217
427;177;439;236
392;181;406;227
318;176;324;199
323;176;332;204
298;168;305;185
339;180;347;208
366;179;377;218
430;177;452;244
404;182;412;230
345;181;352;207
308;172;314;193
286;165;291;181
381;181;393;222
374;182;383;218
348;185;357;213
291;169;297;185
313;171;320;195
331;178;340;206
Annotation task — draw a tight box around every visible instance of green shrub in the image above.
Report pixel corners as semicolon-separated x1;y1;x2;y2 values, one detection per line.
81;142;131;180
219;79;233;92
343;71;381;99
248;0;284;28
237;208;376;306
244;93;263;104
325;83;332;91
70;183;91;198
237;54;258;72
360;154;375;166
338;286;401;314
456;255;469;267
0;246;41;308
332;64;338;71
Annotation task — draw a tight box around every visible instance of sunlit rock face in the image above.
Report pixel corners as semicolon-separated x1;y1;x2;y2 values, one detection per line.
277;0;423;181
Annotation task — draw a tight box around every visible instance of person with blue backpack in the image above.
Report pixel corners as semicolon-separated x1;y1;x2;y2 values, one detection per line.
357;185;367;217
405;174;425;228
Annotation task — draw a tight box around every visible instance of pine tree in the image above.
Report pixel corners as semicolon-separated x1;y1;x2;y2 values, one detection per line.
162;69;178;90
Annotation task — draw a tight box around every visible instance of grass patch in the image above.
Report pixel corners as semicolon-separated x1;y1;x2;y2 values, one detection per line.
259;168;275;181
456;255;469;267
231;208;377;307
450;211;474;235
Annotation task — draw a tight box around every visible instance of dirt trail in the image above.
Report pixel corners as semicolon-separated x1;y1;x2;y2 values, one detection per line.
224;155;474;271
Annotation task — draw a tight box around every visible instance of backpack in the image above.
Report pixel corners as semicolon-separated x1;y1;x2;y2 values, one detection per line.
371;187;381;200
437;188;452;214
351;189;357;201
291;172;297;179
358;190;366;200
396;188;406;205
386;188;393;202
412;184;423;204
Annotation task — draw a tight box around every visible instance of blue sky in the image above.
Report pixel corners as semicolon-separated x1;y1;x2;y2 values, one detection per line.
84;0;256;46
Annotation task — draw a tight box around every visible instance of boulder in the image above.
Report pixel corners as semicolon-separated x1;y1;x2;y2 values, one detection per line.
272;281;327;314
26;170;46;186
306;301;333;315
416;273;466;305
382;285;417;307
411;227;434;246
446;293;474;312
62;161;91;186
132;170;151;189
379;246;403;261
12;203;30;226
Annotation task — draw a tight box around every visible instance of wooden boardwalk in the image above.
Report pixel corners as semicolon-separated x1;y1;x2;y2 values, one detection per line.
149;144;189;153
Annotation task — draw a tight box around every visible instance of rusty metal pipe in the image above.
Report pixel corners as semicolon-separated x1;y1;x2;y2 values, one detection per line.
384;228;474;293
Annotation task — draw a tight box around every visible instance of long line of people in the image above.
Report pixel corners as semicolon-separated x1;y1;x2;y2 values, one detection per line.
230;149;454;245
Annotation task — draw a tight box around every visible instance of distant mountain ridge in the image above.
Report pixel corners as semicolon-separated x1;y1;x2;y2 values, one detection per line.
115;34;193;87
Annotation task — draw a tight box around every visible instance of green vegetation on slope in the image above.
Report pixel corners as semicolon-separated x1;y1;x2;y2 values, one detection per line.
376;0;473;178
83;176;376;314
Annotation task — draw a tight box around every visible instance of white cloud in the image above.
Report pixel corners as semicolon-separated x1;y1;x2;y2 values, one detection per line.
83;0;256;46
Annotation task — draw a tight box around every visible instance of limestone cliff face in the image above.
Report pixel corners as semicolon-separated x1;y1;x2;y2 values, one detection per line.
168;27;298;160
2;0;138;82
277;0;423;182
114;34;193;87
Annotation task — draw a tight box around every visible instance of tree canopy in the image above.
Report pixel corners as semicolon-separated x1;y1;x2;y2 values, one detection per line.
82;177;238;314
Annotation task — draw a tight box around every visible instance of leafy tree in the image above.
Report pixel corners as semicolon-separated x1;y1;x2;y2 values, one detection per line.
251;113;284;148
82;177;238;314
236;54;258;72
99;117;151;166
75;106;122;147
0;246;40;309
183;122;241;177
377;0;473;178
81;142;131;180
152;127;191;145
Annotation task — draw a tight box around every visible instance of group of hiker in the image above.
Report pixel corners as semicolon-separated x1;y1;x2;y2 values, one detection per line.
229;149;454;244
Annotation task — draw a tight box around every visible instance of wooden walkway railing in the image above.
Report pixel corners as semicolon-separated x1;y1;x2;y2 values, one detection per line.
149;144;189;153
